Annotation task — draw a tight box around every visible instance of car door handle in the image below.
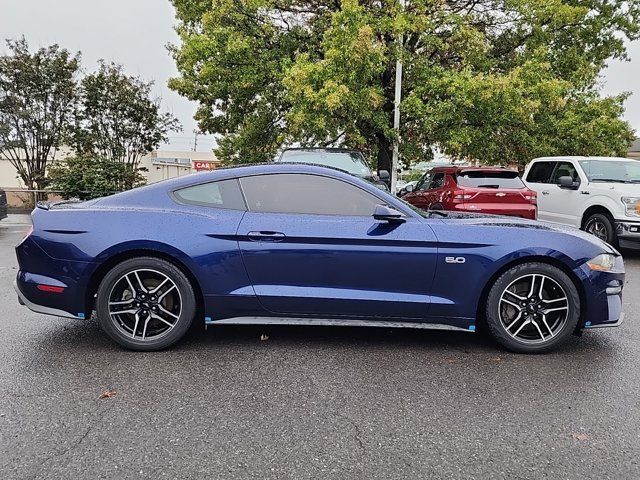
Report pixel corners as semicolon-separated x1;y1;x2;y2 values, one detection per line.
541;191;550;195
247;231;286;242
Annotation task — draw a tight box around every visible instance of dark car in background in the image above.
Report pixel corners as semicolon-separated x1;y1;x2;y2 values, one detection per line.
401;166;537;219
276;148;390;190
0;188;7;221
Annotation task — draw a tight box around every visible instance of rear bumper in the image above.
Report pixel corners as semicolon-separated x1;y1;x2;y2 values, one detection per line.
14;279;80;319
455;203;537;219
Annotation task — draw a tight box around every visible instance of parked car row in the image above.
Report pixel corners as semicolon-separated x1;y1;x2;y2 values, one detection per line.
400;156;640;249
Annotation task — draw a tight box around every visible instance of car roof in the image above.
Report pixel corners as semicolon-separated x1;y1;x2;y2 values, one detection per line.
429;166;518;174
531;156;631;162
281;147;362;153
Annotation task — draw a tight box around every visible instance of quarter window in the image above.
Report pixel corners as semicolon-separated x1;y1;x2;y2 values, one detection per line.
526;162;557;183
173;179;246;210
240;174;382;216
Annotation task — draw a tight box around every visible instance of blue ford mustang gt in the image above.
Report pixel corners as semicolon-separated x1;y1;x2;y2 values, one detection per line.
14;164;624;353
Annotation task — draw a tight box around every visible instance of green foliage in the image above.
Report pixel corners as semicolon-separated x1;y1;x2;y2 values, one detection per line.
73;62;181;167
170;0;639;169
0;38;80;189
48;156;146;200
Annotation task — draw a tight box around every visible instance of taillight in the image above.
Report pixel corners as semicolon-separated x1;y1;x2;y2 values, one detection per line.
522;190;537;205
452;190;474;201
37;284;65;294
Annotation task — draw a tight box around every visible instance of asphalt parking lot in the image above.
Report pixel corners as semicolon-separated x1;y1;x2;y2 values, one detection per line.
1;218;640;479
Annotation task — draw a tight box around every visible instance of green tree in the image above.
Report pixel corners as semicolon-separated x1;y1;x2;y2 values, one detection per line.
0;38;80;189
170;0;638;170
73;61;181;168
48;155;146;200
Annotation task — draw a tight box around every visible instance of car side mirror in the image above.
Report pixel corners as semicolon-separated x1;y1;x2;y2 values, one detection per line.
404;184;414;193
378;170;390;180
373;204;405;223
558;176;579;190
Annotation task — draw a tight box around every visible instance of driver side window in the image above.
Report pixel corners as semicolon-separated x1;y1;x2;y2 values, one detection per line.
551;162;579;184
428;173;446;190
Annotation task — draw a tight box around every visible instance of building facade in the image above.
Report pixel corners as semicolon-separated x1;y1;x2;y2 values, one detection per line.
0;149;219;189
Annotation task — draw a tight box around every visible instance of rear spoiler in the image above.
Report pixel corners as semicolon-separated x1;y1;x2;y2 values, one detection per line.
36;199;82;211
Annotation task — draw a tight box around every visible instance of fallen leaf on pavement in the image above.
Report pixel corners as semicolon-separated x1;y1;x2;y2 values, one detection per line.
571;433;590;441
99;390;117;399
260;334;269;341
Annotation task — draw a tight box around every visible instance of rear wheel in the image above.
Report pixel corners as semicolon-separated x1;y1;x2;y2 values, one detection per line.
583;213;616;245
96;257;196;351
485;262;580;353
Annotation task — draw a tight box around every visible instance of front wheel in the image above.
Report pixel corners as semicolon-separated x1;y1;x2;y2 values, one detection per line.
96;257;196;351
583;213;616;246
485;262;581;353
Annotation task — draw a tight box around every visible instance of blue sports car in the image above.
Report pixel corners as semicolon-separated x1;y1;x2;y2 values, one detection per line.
14;164;624;353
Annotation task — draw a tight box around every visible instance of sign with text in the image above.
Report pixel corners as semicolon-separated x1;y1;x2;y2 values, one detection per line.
193;161;217;171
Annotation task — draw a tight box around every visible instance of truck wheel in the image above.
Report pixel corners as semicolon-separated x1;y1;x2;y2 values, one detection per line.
583;213;616;246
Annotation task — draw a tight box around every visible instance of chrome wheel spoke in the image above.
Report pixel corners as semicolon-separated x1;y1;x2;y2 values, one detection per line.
541;306;568;315
503;290;526;301
505;312;524;331
501;298;522;310
513;319;531;337
531;320;546;340
131;312;141;339
541;315;554;337
151;312;175;328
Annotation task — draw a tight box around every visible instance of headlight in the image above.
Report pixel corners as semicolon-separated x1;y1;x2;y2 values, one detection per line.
622;197;640;217
587;253;616;272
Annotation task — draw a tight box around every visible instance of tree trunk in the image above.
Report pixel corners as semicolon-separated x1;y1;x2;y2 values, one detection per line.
376;133;393;174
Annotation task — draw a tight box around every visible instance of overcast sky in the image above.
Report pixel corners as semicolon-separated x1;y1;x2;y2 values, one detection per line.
1;0;638;153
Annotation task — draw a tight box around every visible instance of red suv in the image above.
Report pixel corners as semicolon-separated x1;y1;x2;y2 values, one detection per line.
401;167;537;219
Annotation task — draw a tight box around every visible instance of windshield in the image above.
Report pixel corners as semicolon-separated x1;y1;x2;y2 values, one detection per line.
279;150;372;177
457;171;525;189
579;160;640;183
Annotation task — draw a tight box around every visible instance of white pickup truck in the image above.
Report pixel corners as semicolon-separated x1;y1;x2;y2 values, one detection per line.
523;156;640;249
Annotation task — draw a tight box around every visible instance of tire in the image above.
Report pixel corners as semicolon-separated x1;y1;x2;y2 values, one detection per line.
430;203;444;210
583;213;616;246
96;257;196;351
485;262;581;353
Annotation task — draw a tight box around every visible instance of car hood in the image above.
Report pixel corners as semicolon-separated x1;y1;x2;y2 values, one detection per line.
433;211;618;254
586;182;640;196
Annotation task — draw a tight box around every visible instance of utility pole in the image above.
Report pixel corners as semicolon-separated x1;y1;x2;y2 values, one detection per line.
193;129;199;151
391;0;406;195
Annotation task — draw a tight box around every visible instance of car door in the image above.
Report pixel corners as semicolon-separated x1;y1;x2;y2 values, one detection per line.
237;173;438;320
539;161;584;227
524;161;557;222
403;172;432;209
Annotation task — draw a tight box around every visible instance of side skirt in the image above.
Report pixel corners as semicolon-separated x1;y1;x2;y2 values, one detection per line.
208;316;474;333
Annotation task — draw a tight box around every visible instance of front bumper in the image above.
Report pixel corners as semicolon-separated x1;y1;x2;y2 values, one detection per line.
615;220;640;249
578;255;625;328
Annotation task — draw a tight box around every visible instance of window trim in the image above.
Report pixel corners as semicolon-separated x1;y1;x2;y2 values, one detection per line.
237;172;401;218
170;178;247;210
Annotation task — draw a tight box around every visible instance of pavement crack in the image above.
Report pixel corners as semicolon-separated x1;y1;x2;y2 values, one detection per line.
336;412;365;456
25;401;116;480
